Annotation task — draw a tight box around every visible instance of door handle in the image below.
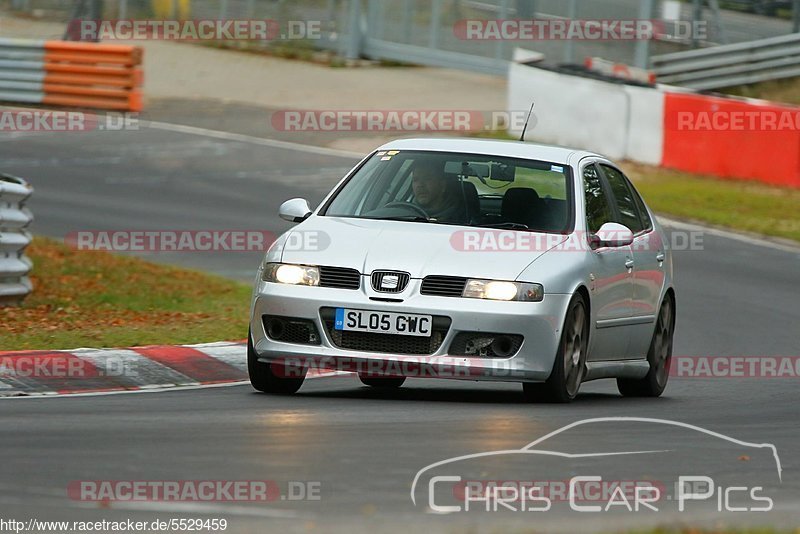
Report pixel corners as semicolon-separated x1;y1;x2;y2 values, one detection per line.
625;258;635;270
656;252;665;262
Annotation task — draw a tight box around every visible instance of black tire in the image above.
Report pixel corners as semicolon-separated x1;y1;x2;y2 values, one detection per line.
617;295;674;398
247;329;306;395
523;293;588;403
358;374;406;388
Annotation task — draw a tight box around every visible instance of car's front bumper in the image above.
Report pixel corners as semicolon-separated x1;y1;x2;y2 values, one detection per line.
250;280;572;383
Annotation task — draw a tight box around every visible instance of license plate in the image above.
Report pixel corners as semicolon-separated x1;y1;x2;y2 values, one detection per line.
334;308;433;337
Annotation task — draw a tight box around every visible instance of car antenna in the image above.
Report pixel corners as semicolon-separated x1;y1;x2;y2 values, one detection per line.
519;101;535;142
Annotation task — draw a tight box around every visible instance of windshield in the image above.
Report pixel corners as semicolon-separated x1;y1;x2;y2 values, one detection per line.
322;150;573;233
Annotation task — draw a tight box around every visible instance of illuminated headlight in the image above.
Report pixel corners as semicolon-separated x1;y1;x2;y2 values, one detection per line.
462;279;543;302
262;263;320;286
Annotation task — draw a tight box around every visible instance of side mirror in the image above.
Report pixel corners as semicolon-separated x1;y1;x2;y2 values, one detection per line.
279;198;312;223
590;222;634;249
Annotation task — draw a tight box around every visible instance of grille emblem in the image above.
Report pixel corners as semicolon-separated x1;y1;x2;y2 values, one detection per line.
371;271;410;293
381;275;399;289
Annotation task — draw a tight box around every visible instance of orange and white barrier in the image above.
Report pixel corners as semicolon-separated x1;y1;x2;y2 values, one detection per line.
0;38;142;112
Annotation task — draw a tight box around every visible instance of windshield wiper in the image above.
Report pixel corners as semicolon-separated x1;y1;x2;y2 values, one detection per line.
370;215;437;223
476;222;530;230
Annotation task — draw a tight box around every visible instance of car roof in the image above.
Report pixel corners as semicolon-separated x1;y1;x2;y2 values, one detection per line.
375;137;604;165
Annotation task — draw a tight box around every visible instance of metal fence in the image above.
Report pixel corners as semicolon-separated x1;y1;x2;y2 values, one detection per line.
0;174;33;305
652;31;800;89
0;0;748;73
3;0;799;80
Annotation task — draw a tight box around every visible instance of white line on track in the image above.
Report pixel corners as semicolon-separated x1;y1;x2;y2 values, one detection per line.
659;216;800;254
0;380;250;400
76;500;303;519
0;371;349;400
141;120;363;159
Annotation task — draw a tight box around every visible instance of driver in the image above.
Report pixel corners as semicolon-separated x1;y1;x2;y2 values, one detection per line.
411;160;463;222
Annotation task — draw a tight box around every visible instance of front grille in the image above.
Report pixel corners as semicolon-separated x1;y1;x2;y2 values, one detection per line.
318;266;361;290
449;332;524;358
371;271;410;293
263;316;321;345
320;308;451;355
420;275;468;297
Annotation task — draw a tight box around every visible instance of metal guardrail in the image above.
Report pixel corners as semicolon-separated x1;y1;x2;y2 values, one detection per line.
652;32;800;90
0;174;34;305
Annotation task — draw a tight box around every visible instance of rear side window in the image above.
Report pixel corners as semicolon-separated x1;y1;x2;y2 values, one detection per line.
600;165;644;234
630;183;653;232
582;165;613;234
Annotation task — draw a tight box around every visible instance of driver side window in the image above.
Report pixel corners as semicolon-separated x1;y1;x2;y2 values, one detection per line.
583;164;613;234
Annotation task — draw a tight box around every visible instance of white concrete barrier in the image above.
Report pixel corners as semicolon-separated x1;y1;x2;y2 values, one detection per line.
624;84;665;165
508;58;665;165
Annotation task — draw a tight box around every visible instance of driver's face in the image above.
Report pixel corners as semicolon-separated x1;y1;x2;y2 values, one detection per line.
412;167;446;209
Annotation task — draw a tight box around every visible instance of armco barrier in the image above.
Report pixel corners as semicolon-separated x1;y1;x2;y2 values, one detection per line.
0;39;142;111
0;175;34;305
652;33;800;91
508;55;800;188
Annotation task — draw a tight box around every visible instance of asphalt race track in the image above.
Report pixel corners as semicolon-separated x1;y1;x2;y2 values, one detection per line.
2;112;799;532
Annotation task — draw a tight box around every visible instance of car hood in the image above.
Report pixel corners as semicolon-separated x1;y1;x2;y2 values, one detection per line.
280;216;567;280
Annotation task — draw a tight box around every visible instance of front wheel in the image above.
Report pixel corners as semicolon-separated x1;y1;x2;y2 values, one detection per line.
247;329;306;395
358;374;406;389
523;293;588;403
617;295;674;398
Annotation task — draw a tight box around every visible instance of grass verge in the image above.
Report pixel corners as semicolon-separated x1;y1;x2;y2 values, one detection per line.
722;76;800;106
0;237;251;351
623;162;800;243
623;529;797;534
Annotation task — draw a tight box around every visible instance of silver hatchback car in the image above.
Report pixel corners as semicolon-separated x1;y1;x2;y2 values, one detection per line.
248;138;675;402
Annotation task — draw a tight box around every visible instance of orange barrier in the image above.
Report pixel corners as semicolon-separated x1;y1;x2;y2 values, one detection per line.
662;92;800;188
42;41;143;111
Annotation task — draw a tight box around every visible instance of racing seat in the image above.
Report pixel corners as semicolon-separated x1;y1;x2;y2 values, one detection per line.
501;187;549;229
442;175;479;223
460;181;481;222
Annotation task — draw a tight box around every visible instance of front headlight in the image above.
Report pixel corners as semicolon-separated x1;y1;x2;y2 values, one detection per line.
462;279;543;302
262;263;320;286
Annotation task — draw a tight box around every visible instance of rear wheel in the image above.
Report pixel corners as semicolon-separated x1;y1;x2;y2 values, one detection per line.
617;295;674;398
247;329;306;395
358;374;406;389
523;293;588;403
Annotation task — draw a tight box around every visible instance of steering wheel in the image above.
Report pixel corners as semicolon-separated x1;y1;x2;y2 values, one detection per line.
383;201;431;219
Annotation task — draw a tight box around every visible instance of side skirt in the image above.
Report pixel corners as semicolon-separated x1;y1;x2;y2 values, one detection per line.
584;359;650;382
